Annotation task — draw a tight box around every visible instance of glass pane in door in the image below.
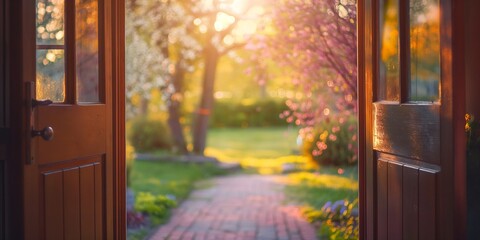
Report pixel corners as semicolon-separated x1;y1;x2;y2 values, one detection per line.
36;50;66;102
410;0;440;102
378;0;400;101
36;0;65;45
76;0;100;103
36;0;65;102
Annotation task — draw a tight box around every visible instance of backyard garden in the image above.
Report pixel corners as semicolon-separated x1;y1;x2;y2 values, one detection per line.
125;0;358;239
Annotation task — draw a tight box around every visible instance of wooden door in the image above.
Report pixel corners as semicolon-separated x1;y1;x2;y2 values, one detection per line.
358;0;466;239
8;0;126;238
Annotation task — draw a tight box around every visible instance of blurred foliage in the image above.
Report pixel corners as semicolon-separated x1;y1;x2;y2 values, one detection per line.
126;143;135;186
128;116;172;153
210;99;289;128
303;199;359;240
285;169;358;239
134;192;177;225
303;117;358;166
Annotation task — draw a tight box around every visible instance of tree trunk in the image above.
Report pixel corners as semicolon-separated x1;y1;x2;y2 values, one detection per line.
193;48;219;154
167;63;189;154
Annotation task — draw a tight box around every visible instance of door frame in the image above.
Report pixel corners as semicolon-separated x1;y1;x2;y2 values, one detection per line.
4;0;125;238
357;0;467;239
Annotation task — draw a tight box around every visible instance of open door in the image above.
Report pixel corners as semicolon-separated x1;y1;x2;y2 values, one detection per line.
5;0;125;238
358;0;466;239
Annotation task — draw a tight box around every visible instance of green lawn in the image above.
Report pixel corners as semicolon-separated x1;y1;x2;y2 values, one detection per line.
285;166;358;209
130;161;226;201
205;127;313;174
129;127;359;239
128;161;226;240
206;126;300;159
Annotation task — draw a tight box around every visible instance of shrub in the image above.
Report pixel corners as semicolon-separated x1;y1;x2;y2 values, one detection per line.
303;199;359;240
128;117;172;153
303;117;357;166
134;192;177;224
210;99;289;128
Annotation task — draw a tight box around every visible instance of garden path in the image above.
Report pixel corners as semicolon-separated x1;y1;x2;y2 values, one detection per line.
149;174;318;240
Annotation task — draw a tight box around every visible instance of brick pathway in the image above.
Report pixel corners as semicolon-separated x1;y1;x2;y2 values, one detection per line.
149;174;318;240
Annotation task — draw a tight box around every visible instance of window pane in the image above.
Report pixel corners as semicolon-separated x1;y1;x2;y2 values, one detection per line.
410;0;440;102
378;0;400;101
76;0;99;103
36;0;65;45
36;50;65;102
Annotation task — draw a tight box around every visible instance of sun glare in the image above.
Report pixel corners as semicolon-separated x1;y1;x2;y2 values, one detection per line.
208;0;264;39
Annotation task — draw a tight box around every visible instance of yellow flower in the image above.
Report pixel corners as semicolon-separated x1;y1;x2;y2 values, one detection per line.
466;123;471;132
466;113;475;123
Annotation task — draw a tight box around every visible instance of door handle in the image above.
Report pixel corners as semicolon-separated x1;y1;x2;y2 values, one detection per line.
26;82;54;164
32;126;54;141
32;99;53;108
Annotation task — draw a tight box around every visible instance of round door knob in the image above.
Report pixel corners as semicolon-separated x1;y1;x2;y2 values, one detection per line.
32;126;54;141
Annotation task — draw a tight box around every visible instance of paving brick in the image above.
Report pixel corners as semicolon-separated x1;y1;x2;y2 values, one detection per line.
149;175;318;240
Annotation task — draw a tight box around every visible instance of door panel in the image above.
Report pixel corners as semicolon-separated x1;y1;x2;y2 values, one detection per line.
43;171;64;240
373;103;440;163
359;0;466;237
63;167;81;240
24;0;112;238
40;159;105;240
402;165;419;240
36;105;106;164
368;0;445;238
376;154;439;239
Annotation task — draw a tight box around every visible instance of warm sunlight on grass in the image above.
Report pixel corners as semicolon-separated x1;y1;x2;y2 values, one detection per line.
130;161;226;201
205;127;316;174
285;166;358;209
206;127;300;158
287;172;358;190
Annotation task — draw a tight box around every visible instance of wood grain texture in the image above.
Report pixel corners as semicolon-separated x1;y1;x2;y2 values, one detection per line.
36;105;107;165
94;163;104;239
419;170;436;240
63;167;81;240
377;159;388;239
387;162;403;240
44;171;64;240
402;166;419;240
80;165;95;240
373;103;440;163
111;0;127;237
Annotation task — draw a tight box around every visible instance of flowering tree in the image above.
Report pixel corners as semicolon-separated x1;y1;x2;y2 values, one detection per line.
126;0;262;154
253;0;357;160
125;0;175;118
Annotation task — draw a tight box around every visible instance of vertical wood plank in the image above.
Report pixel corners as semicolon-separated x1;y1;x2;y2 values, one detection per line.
80;165;95;240
419;170;436;240
44;171;64;240
388;162;403;240
402;166;419;240
94;163;104;239
63;167;81;240
377;159;388;239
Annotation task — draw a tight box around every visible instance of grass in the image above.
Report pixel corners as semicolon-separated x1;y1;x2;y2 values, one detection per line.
206;127;359;239
130;161;227;201
205;126;315;174
284;166;358;209
128;161;227;240
205;127;359;207
129;126;359;239
206;126;300;159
